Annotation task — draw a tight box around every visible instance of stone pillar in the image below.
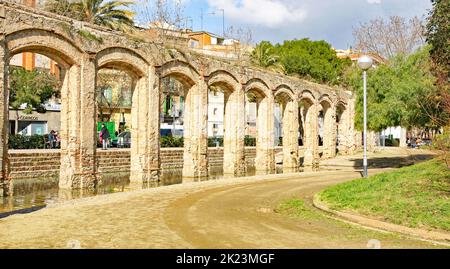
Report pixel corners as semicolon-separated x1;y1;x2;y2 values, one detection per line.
282;100;299;169
147;66;161;182
255;94;275;172
0;38;10;197
59;55;97;189
323;104;337;158
303;102;319;166
223;85;246;176
183;77;208;180
130;65;160;184
400;127;408;148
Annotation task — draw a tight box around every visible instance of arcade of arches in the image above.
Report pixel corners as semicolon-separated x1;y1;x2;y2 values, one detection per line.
0;2;367;196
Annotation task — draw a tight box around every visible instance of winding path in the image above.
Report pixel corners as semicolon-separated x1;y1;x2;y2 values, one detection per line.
0;149;441;248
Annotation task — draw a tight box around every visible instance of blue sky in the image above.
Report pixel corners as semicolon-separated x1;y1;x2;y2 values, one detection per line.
132;0;432;49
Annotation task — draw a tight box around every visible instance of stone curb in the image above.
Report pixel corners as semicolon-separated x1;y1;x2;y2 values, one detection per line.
312;193;450;247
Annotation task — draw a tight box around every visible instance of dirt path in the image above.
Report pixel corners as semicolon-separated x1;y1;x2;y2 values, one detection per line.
0;149;442;249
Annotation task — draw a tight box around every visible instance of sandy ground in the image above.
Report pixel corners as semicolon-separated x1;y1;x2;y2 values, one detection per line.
0;148;443;249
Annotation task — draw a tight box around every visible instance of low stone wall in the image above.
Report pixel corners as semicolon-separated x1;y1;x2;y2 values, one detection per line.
8;147;283;181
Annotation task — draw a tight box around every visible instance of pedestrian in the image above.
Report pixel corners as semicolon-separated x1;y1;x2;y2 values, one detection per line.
100;124;110;150
48;130;56;149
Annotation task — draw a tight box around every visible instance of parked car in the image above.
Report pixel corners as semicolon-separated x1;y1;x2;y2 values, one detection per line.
112;131;131;148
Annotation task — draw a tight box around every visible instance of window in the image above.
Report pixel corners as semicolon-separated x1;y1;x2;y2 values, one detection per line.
213;108;218;115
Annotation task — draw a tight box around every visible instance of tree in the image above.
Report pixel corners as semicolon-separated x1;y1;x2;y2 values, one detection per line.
9;67;60;114
353;16;425;59
426;0;450;76
250;41;279;68
44;0;136;31
251;39;350;84
425;0;449;124
344;46;447;132
276;39;351;84
44;0;85;21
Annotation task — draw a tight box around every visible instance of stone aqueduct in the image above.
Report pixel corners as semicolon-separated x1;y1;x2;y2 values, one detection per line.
0;2;361;195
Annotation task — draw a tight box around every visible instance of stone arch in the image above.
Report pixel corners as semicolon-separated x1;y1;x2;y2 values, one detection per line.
157;60;199;88
245;78;271;100
299;90;316;105
319;95;337;158
5;28;83;68
336;100;350;153
274;85;295;105
2;28;100;190
207;70;245;176
275;85;299;170
96;47;149;78
244;77;275;172
207;70;240;92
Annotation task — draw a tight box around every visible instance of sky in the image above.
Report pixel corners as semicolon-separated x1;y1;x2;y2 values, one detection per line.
132;0;432;49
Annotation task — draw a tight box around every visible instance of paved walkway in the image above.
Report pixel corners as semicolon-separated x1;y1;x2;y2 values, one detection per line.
0;149;442;249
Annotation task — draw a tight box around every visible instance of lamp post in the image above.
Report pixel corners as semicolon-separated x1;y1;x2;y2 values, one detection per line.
357;55;373;178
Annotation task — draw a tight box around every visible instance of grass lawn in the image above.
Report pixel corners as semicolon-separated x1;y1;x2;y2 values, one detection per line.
319;159;450;232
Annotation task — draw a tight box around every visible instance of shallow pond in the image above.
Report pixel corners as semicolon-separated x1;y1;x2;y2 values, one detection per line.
1;164;305;217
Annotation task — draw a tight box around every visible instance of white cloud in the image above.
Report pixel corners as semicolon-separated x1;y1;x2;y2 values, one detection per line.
206;0;307;28
367;0;382;4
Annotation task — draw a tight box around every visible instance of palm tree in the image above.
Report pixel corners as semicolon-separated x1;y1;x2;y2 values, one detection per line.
250;41;279;68
45;0;136;32
80;0;136;31
250;41;285;74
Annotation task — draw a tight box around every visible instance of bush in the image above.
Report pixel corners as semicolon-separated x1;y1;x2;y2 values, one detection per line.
160;136;184;148
432;127;450;168
245;135;256;146
384;138;400;147
9;134;46;149
208;137;224;147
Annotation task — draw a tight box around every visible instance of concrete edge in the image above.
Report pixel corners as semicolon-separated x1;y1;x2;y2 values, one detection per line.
312;193;450;247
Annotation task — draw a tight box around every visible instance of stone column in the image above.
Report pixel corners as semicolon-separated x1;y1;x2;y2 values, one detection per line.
223;85;246;176
147;66;161;182
338;104;352;155
0;38;10;197
130;65;160;184
282;100;299;169
59;55;97;189
323;104;337;158
255;95;275;172
303;102;319;166
400;127;408;148
183;77;209;180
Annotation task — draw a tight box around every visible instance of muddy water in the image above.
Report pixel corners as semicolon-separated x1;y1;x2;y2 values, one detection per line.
1;164;303;216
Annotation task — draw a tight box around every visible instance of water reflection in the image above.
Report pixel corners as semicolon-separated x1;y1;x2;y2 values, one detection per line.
1;164;308;216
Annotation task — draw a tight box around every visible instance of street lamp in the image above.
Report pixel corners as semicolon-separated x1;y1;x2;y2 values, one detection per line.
357;55;373;178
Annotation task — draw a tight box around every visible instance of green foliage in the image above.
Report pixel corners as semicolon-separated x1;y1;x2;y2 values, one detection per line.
250;41;280;70
44;0;136;32
320;159;450;231
251;39;351;85
208;137;224;147
244;135;256;147
77;29;103;43
432;127;450;168
344;46;445;131
9;134;46;149
160;136;184;148
276;199;320;219
425;0;450;80
9;67;60;114
44;0;85;21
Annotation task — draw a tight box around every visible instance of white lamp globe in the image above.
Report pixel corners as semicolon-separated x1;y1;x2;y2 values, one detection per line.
357;55;373;70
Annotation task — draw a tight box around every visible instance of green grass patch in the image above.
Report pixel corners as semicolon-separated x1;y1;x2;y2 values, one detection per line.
320;159;450;231
276;199;320;219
